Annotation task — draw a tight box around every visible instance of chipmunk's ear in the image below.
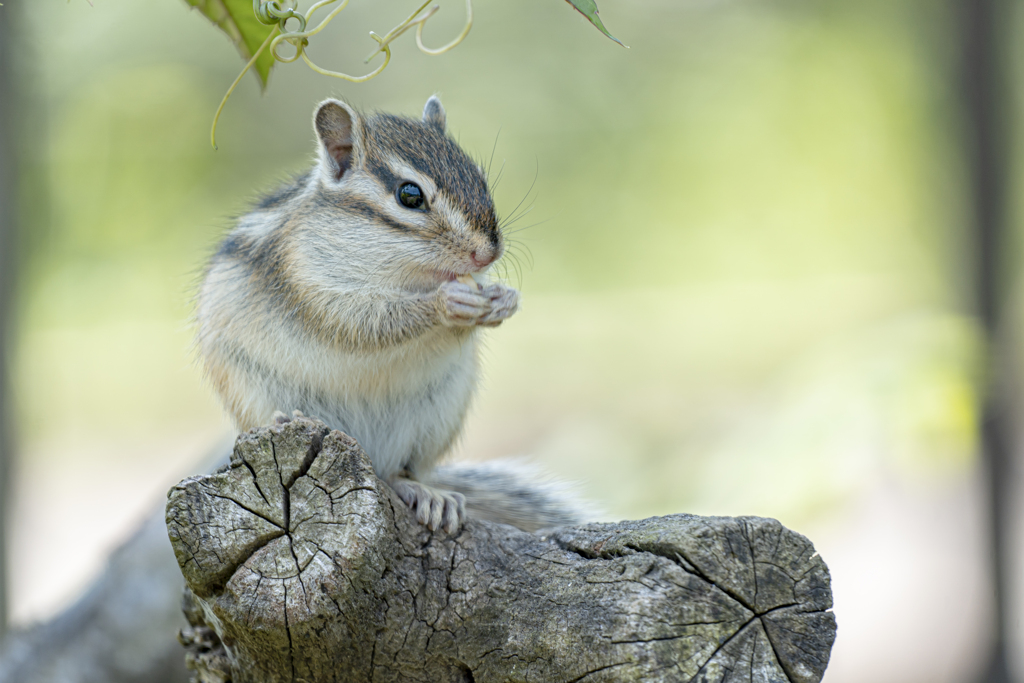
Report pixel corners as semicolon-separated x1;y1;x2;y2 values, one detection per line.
314;99;361;181
422;95;446;132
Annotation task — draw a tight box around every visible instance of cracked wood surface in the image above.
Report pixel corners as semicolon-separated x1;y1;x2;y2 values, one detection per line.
166;417;836;683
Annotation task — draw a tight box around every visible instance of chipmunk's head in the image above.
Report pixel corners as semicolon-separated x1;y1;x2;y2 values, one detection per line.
307;96;501;289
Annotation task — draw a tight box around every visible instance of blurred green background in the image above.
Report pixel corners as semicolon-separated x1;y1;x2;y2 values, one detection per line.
4;0;1021;681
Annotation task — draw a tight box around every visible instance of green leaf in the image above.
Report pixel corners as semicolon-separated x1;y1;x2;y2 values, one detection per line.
564;0;625;47
184;0;277;88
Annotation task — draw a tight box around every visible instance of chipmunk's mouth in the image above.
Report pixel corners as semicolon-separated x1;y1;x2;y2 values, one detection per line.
425;266;485;284
406;268;462;292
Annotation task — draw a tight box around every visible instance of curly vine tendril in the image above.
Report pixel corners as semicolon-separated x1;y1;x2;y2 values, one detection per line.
210;0;474;149
418;0;473;56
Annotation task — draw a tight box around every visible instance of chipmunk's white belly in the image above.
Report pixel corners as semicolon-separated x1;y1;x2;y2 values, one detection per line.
253;327;479;481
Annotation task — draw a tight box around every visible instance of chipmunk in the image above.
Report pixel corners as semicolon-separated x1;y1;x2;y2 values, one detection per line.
196;96;586;534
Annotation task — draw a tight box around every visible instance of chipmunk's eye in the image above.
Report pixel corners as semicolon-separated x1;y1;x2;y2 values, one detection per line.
397;182;425;210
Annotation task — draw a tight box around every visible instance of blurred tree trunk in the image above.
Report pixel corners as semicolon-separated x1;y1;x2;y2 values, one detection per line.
959;0;1016;681
0;0;18;641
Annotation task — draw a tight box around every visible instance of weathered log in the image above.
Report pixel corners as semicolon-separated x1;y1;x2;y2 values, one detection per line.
166;417;836;683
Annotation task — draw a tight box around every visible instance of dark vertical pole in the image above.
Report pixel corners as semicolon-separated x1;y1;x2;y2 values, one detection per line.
960;0;1014;681
0;3;17;641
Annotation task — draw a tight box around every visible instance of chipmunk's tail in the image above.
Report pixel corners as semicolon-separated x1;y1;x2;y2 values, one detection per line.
426;460;598;532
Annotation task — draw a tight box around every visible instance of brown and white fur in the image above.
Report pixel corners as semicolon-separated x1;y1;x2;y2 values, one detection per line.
196;97;583;534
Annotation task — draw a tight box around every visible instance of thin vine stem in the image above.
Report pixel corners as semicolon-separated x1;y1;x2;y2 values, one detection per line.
211;26;280;149
364;0;434;62
303;34;392;82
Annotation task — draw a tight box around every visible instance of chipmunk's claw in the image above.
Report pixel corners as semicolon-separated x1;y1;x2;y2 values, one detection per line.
390;477;466;534
272;409;307;425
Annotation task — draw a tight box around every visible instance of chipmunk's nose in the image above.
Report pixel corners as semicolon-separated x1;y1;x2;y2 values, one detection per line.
470;249;496;269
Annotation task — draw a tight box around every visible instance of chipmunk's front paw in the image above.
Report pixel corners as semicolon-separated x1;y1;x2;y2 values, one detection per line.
479;283;520;327
437;280;492;327
390;477;467;534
